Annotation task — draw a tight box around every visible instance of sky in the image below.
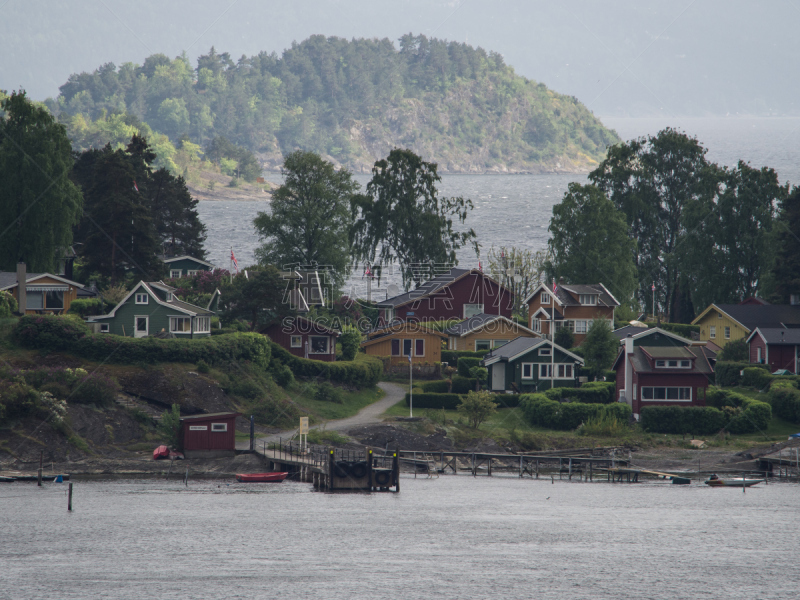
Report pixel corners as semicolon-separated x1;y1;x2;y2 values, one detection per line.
1;0;799;117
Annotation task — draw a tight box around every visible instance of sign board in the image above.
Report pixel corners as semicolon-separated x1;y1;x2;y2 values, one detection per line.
189;425;208;431
299;417;309;434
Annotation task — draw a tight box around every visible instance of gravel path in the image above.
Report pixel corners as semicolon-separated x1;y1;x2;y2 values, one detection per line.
236;382;406;450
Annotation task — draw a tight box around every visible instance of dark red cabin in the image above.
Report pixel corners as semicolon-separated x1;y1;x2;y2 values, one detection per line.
261;316;340;362
180;412;239;458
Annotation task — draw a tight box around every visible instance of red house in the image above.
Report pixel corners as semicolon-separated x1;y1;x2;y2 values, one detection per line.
180;412;239;458
377;268;513;324
613;327;716;418
261;316;340;362
747;328;800;374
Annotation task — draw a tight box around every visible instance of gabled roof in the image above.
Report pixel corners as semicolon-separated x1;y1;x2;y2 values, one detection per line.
612;324;650;339
532;306;564;320
481;336;584;366
181;412;240;422
692;303;800;331
377;268;510;309
627;345;714;375
615;326;693;346
747;327;800;345
0;272;85;291
161;255;216;269
88;281;213;321
361;322;447;347
523;282;619;307
442;313;539;338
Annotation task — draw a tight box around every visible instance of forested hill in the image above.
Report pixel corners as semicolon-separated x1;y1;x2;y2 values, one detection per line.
47;34;619;173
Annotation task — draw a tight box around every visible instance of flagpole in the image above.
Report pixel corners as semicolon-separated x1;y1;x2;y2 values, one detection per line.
409;353;413;418
551;280;555;390
230;248;233;284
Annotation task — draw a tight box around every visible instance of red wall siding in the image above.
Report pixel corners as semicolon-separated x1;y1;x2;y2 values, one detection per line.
387;273;513;322
634;373;709;414
182;415;237;451
749;336;766;365
767;344;798;373
614;355;626;402
262;322;336;362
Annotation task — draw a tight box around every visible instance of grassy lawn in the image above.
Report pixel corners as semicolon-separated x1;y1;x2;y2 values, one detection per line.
289;384;385;422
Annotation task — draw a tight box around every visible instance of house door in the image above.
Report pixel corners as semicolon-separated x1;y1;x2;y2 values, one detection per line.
491;363;505;391
134;316;149;338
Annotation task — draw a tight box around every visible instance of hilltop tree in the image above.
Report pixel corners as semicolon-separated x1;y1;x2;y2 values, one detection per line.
254;151;357;291
0;91;82;272
771;186;800;304
350;148;477;290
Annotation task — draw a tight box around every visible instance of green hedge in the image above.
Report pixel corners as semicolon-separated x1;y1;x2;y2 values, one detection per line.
405;392;463;410
12;315;271;368
491;394;521;408
457;356;483;377
647;323;700;338
715;361;768;387
741;367;775;389
451;375;478;394
543;382;615;404
519;393;631;430
768;380;800;423
441;349;489;365
420;379;450;393
268;341;382;387
640;406;728;434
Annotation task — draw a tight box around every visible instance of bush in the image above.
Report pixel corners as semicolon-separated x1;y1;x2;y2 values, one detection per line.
268;341;382;387
741;367;774;390
0;290;18;317
640;406;728;435
457;357;482;377
714;361;768;387
339;327;361;361
451;375;477;394
67;298;105;318
315;382;344;404
491;394;520;408
554;327;575;349
404;392;463;410
578;414;628;437
158;404;181;448
196;360;211;374
768;382;800;423
70;373;119;406
718;338;748;362
420;380;450;393
272;364;294;388
457;390;498;429
543;382;615;404
12;315;271;368
441;349;489;365
519;393;631;430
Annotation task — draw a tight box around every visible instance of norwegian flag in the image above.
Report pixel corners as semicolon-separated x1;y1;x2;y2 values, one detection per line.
651;282;656;292
132;180;139;193
231;249;239;273
552;279;558;297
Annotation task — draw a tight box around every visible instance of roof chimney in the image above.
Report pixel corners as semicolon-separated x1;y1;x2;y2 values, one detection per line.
16;262;26;315
625;333;634;356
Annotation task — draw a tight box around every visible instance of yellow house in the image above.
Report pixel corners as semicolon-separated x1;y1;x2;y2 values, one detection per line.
691;303;800;348
0;271;93;315
443;313;540;351
361;322;447;366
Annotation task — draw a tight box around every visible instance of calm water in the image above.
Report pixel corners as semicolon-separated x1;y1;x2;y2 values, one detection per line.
2;476;799;599
196;117;800;298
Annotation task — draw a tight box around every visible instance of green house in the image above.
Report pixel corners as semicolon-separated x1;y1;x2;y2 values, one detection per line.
161;255;216;279
89;281;214;338
481;336;584;393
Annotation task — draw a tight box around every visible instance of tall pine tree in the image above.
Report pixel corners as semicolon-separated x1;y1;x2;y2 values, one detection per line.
772;186;800;303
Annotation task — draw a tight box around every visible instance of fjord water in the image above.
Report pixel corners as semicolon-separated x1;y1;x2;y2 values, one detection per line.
197;117;800;297
2;476;798;600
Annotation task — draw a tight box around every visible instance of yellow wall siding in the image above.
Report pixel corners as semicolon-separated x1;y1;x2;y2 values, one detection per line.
363;331;443;365
695;310;749;348
10;276;80;315
451;320;538;351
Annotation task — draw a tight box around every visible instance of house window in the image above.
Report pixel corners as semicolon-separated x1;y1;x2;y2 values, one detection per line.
655;360;666;367
170;316;191;333
532;319;541;333
717;312;722;319
493;340;507;348
522;364;534;379
540;364;552;378
166;292;174;302
310;336;329;354
668;360;678;367
709;326;716;339
211;423;227;432
574;320;588;334
135;293;148;305
541;292;550;305
557;364;573;379
554;320;574;333
680;360;690;368
641;387;692;401
724;326;731;339
403;339;412;356
475;340;492;351
194;317;210;333
539;347;551;356
463;304;484;319
187;270;200;276
757;347;762;363
391;339;401;356
45;291;64;310
415;339;425;357
291;335;302;348
99;324;109;333
170;270;182;279
136;317;148;333
26;291;44;309
578;294;597;305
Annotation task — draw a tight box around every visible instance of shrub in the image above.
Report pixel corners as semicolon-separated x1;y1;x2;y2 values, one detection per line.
0;383;40;421
441;349;489;365
71;373;119;406
457;390;498;429
554;327;575;350
640;406;728;435
268;341;382;388
578;414;628;437
39;382;71;399
339;327;362;361
272;364;294;388
196;360;211;374
0;290;18;317
404;392;463;410
420;380;450;393
469;366;488;387
67;298;105;318
491;393;520;408
741;367;774;390
519;393;631;430
768;383;800;423
315;382;344;404
457;357;482;377
158;404;181;448
718;338;748;362
714;361;768;387
543;382;615;404
451;375;477;394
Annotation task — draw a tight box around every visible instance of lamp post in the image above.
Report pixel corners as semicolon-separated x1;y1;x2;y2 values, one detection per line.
408;353;413;417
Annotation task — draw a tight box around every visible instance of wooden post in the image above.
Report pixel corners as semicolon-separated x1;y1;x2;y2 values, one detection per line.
184;468;189;487
68;483;73;511
590;461;593;482
393;452;400;493
366;448;373;492
472;453;476;477
488;457;492;477
329;449;336;492
536;460;539;479
568;458;573;480
519;455;523;478
38;451;43;487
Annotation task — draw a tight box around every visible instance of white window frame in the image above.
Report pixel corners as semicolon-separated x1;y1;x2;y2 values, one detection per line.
170;269;182;279
574;320;588;334
578;294;597;306
211;423;227;432
414;338;425;357
463;303;484;319
757;347;762;363
134;315;149;338
641;386;692;402
710;326;716;339
540;292;550;305
165;292;174;302
309;335;330;354
538;347;552;356
475;339;492;351
540;364;552;379
655;360;666;367
724;326;731;339
291;335;302;348
522;363;534;379
135;293;149;305
99;323;109;333
170;316;192;334
187;270;201;277
403;338;413;357
532;318;541;333
557;364;573;379
194;316;211;333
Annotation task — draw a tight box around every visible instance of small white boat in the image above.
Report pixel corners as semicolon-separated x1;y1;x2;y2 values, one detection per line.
704;476;764;487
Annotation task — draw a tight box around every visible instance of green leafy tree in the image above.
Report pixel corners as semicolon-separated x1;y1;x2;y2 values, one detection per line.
0;91;83;272
150;168;207;257
590;129;716;321
350;148;477;289
339;326;362;361
254;152;357;291
218;265;294;330
546;183;637;305
554;327;575;350
581;319;619;380
772;186;800;303
457;390;498;429
157;403;181;448
486;245;548;319
718;338;748;362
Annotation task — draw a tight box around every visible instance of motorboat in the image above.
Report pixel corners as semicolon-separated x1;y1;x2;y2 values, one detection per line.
235;472;289;483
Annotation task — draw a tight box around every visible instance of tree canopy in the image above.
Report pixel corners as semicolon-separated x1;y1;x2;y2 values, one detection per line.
0;91;83;272
350;148;477;290
771;185;800;304
254;151;357;291
581;319;619;380
218;265;294;330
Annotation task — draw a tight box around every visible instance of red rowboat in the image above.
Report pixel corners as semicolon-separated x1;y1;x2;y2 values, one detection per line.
235;472;288;483
153;445;170;460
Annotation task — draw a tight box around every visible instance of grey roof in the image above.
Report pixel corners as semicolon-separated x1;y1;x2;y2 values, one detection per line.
377;268;471;308
160;255;216;268
168;297;214;316
613;324;650;339
557;283;619;307
481;336;547;361
0;271;85;290
751;327;800;345
711;304;800;330
443;313;502;336
629;345;714;375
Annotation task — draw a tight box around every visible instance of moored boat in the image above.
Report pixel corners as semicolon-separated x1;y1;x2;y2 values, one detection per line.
235;472;288;483
704;476;764;487
153;445;170;460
